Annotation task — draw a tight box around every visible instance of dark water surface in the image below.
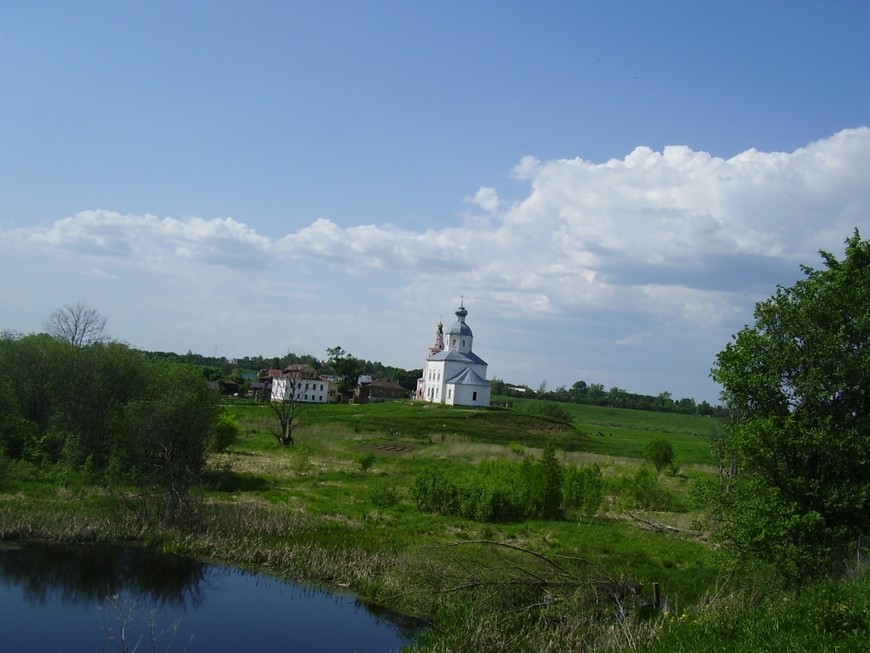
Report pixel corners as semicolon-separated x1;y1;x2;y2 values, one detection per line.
0;542;420;653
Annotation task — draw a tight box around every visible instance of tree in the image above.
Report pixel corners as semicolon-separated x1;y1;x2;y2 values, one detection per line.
269;372;304;446
569;380;587;402
44;303;107;347
326;346;362;400
44;303;106;347
586;383;606;404
710;230;870;583
112;363;219;517
644;438;675;475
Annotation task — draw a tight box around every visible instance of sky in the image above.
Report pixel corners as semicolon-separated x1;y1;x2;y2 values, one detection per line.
1;1;869;404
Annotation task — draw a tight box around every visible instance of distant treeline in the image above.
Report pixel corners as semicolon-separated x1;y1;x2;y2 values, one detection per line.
140;349;423;393
141;349;722;416
490;379;726;417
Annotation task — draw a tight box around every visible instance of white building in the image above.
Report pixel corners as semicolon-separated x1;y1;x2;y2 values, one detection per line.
416;301;491;407
271;364;331;404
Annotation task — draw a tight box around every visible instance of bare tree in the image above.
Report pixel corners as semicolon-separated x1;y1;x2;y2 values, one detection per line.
269;373;304;446
45;303;107;347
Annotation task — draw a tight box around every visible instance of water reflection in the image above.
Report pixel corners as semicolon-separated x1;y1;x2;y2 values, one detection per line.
0;543;419;652
0;542;207;606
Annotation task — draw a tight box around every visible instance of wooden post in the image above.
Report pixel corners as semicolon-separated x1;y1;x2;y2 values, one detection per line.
653;582;661;610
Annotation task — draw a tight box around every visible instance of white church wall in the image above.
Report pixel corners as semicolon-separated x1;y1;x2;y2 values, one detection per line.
450;383;490;407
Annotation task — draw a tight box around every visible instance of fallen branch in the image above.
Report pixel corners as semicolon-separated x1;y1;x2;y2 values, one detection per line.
627;513;681;533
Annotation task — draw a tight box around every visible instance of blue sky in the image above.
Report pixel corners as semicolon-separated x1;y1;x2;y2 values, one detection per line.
1;1;868;403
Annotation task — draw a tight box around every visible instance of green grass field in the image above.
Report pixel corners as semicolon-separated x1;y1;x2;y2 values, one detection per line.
214;399;720;599
227;397;719;463
6;398;863;651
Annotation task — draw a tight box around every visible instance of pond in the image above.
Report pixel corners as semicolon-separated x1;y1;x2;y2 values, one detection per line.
0;542;422;652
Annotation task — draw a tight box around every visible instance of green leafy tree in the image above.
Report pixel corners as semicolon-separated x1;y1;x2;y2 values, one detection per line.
54;341;152;469
0;333;226;516
112;363;220;516
644;438;675;474
326;346;362;400
586;383;606;404
0;333;64;460
711;230;870;583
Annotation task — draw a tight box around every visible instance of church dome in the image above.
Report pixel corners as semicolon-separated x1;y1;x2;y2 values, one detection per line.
446;321;473;336
446;302;473;337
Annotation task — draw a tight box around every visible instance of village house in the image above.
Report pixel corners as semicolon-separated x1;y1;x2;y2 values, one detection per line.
269;364;335;404
354;378;410;403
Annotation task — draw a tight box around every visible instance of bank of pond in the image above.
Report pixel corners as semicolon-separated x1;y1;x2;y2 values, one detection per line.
0;542;423;653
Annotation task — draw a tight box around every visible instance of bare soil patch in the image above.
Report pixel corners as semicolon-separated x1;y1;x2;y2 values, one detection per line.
358;443;417;456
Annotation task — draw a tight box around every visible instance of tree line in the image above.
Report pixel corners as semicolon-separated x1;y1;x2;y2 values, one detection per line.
143;347;423;397
0;333;238;518
490;378;726;417
145;347;722;415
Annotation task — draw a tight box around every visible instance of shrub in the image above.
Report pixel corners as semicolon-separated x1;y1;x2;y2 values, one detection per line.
522;442;563;519
412;444;569;522
645;438;675;474
291;447;312;476
369;480;399;507
614;465;683;512
210;411;240;453
563;463;604;516
0;446;7;486
508;442;525;456
519;401;572;423
411;469;460;515
359;451;376;472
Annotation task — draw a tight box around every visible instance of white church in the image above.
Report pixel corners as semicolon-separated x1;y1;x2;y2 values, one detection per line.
416;300;491;407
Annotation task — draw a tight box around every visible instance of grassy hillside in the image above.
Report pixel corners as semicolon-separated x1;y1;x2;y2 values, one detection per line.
231;397;719;466
229;400;587;450
214;399;718;591
552;401;719;466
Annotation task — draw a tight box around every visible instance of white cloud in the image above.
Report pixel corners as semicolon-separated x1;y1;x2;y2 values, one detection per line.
511;155;542;180
7;129;869;312
17;210;273;270
3;128;868;401
466;186;500;213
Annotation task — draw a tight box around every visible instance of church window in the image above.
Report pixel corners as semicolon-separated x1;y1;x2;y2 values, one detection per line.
472;391;478;401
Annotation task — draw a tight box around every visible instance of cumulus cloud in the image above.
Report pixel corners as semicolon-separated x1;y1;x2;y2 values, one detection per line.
14;210;273;270
466;186;501;213
4;128;869;334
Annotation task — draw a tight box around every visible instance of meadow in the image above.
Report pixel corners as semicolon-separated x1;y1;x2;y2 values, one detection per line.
208;399;720;648
2;398;867;652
